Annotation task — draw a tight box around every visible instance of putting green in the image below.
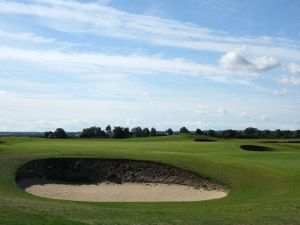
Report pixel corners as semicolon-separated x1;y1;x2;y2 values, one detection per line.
1;136;300;225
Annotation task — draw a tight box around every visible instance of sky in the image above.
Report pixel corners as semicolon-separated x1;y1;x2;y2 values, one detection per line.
0;0;300;132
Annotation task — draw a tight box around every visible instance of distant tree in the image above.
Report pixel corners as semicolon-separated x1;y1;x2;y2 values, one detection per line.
150;127;157;136
105;125;112;137
180;126;189;134
48;133;55;139
206;129;216;137
295;130;300;138
195;128;203;135
124;127;131;138
262;130;272;138
44;131;54;138
80;126;106;138
282;130;292;138
244;127;259;138
273;129;283;138
54;128;68;138
166;128;173;135
131;127;143;137
142;128;150;137
222;129;238;138
113;126;126;138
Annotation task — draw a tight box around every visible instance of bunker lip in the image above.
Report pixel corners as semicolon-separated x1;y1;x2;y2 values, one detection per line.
241;145;275;152
16;158;228;202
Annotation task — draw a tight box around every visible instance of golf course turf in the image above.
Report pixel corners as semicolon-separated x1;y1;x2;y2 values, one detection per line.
1;135;300;225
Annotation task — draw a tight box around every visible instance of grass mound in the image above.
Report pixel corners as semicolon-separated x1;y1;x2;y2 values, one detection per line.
240;145;275;152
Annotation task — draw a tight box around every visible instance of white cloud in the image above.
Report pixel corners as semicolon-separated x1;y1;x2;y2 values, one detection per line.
273;88;289;95
0;45;244;81
0;90;8;96
0;29;54;43
195;104;228;116
277;76;300;86
286;63;300;75
0;0;300;61
220;49;279;73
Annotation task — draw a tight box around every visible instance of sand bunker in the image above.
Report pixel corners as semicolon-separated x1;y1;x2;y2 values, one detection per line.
194;138;215;142
16;158;228;202
19;179;227;202
241;145;275;151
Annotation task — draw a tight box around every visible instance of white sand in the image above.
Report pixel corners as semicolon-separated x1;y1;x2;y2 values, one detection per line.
19;179;227;202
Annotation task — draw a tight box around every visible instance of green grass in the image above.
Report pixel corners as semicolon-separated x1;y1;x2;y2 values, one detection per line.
1;136;300;225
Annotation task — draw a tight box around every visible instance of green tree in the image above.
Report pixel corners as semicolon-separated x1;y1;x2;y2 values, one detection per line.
295;130;300;138
150;127;157;136
195;128;203;135
207;130;216;137
222;129;238;138
166;128;173;135
281;130;292;138
124;127;131;138
180;126;189;134
262;130;272;138
142;128;150;137
273;129;283;138
105;125;112;137
113;126;126;138
244;127;259;138
44;131;54;138
54;128;68;138
81;127;106;138
131;127;143;137
48;133;55;138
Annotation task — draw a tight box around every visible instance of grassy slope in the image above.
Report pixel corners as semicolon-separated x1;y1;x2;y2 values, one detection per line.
0;136;300;225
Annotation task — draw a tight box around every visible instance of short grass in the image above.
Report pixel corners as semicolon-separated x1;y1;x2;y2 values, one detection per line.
1;136;300;225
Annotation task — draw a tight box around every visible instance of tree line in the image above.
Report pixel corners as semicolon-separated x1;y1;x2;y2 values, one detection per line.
44;126;300;139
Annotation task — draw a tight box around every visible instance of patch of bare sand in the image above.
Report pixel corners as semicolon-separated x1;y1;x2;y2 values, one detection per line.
19;179;227;202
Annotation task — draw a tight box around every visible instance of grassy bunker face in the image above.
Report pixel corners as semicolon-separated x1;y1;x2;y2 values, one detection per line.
241;145;275;152
16;158;228;202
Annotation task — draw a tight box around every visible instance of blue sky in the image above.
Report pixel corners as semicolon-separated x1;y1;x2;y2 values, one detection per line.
0;0;300;131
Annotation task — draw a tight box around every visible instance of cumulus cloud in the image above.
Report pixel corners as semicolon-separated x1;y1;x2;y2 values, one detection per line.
220;49;280;73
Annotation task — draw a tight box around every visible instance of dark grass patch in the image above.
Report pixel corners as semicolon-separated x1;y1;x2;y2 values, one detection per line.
194;138;215;142
241;145;275;152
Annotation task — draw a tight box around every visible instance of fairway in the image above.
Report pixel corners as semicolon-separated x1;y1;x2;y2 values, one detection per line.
1;136;300;225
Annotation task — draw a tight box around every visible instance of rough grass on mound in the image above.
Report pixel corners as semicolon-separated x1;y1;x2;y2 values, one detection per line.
240;145;275;152
16;158;226;190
